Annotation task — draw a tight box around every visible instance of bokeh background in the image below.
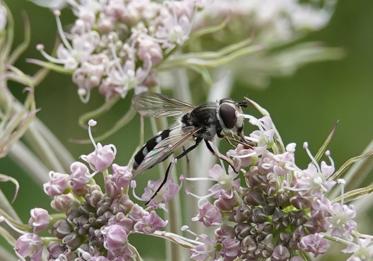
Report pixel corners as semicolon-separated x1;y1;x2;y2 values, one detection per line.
1;0;373;259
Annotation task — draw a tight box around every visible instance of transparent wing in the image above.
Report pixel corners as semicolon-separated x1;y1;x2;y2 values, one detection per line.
132;92;195;118
133;126;200;175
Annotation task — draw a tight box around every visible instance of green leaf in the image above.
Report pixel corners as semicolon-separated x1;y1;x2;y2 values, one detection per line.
315;121;338;162
329;149;373;181
190;17;230;39
334;184;373;203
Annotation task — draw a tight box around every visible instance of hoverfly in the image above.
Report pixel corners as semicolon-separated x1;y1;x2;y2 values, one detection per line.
131;92;250;203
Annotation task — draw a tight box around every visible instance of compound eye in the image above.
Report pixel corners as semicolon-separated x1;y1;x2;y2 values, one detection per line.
219;103;237;129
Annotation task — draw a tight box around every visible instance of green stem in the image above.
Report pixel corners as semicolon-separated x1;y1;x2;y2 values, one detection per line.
78;97;120;128
32;119;74;170
24;124;65;172
9;141;49;185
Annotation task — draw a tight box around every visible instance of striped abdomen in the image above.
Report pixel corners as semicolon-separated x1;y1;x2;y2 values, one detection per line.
132;129;171;171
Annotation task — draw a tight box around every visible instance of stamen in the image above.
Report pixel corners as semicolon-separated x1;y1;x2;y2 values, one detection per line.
303;142;321;173
185;189;218;200
78;88;91;104
337;179;346;204
325;150;335;169
183;177;212;182
181;225;197;237
88;119;97;149
232;151;256;159
54;10;73;51
109;35;125;76
36;44;65;64
130;180;144;201
86;171;99;179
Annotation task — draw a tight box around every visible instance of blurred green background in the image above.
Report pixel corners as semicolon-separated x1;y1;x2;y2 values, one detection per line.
1;0;373;259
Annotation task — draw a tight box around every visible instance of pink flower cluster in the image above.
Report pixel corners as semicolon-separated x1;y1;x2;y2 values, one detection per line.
38;0;202;101
15;140;168;260
187;115;360;260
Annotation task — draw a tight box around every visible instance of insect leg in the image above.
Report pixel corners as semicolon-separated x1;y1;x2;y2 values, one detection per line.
145;138;202;205
145;159;175;205
204;139;238;172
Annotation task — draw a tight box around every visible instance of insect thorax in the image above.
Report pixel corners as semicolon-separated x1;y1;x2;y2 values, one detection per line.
181;104;222;141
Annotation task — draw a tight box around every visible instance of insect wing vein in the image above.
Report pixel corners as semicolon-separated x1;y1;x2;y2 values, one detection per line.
133;93;195;118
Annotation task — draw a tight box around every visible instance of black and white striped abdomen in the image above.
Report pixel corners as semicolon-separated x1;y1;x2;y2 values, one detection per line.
133;129;171;170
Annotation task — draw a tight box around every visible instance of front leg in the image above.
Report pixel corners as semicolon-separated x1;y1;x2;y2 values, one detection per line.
204;139;239;173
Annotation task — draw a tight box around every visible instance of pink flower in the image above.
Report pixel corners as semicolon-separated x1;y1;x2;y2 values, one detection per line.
15;233;43;260
137;35;163;65
134;211;168;233
43;172;70;196
51;194;76;212
105;164;132;197
141;177;179;206
299;233;330;256
70;161;90;194
191;234;216;261
102;224;128;252
83;143;116;171
28;208;50;232
208;164;239;194
112;164;132;188
192;200;221;226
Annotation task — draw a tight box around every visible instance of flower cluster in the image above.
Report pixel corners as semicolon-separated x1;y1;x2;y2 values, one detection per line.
15;121;168;260
37;0;202;101
187;113;363;260
196;0;334;43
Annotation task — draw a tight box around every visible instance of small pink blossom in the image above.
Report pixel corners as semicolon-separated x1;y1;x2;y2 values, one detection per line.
28;208;50;232
192;200;221;226
51;194;76;212
299;233;330;256
43;172;70;196
141;177;179;206
70;161;90;194
102;224;128;252
83;143;116;171
15;233;43;260
134;211;168;233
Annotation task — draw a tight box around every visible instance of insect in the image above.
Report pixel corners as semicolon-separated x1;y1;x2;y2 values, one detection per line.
131;92;250;203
